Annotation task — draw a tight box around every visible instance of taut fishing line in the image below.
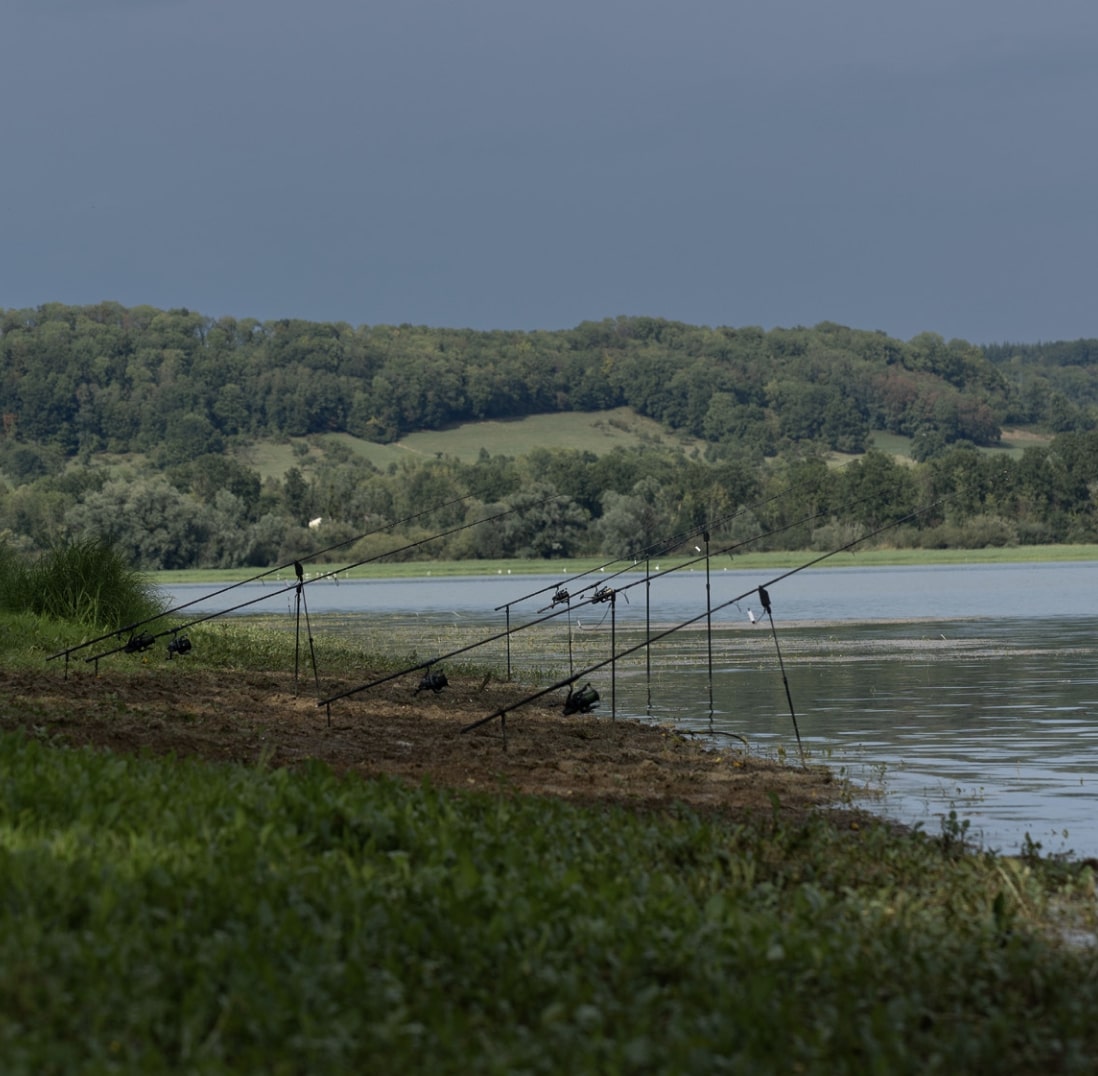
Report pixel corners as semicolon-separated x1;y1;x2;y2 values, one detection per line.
461;499;946;751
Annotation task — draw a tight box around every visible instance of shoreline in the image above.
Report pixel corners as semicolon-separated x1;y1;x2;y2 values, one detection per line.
148;543;1098;585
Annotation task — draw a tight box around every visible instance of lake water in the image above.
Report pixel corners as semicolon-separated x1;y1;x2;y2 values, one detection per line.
166;561;1098;859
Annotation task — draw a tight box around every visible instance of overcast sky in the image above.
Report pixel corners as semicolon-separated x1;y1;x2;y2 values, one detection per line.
4;0;1096;344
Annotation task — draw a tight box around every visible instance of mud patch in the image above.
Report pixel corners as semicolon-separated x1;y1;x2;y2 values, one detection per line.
0;666;864;823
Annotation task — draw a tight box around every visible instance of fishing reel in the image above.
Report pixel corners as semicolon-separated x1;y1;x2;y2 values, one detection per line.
590;586;615;604
123;632;156;654
415;668;449;696
538;587;571;613
167;633;193;659
563;682;600;715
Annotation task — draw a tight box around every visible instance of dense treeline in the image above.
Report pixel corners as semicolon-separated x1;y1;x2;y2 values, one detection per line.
3;302;1098;570
5;301;1096;463
4;430;1098;570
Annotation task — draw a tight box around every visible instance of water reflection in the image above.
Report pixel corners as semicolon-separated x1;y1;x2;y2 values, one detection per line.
606;617;1098;859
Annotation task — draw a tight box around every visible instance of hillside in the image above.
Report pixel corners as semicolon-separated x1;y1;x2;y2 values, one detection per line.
239;407;710;479
1;302;1096;570
3;302;1095;471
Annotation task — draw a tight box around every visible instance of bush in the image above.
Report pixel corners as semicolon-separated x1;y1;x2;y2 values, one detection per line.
0;539;165;629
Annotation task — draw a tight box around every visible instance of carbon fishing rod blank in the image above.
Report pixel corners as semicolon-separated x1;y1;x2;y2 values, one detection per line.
47;492;481;666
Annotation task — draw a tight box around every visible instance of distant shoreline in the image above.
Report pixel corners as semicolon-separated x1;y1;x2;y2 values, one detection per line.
149;543;1098;586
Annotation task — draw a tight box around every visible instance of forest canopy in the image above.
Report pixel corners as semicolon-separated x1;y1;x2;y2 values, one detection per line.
2;302;1098;569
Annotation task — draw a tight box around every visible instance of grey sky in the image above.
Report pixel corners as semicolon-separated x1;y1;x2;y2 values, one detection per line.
4;0;1096;343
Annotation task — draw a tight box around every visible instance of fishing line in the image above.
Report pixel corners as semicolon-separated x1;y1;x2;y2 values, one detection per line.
494;464;850;613
47;491;478;668
318;491;893;719
491;466;857;679
461;499;947;746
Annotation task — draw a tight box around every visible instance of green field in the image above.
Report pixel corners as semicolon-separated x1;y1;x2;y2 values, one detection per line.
86;410;1052;486
237;407;710;479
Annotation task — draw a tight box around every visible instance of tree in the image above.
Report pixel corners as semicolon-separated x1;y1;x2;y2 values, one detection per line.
281;467;313;526
64;478;209;570
474;485;589;559
837;451;917;530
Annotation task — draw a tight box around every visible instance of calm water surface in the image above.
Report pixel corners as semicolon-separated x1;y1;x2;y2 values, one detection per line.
169;562;1098;858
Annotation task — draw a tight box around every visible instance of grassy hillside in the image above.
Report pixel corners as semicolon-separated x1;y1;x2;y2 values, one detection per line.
236;407;711;480
235;412;1052;484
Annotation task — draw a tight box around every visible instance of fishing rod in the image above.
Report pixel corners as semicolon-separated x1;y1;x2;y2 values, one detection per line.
79;493;562;669
497;509;737;676
322;502;849;714
490;465;860;678
316;600;583;720
47;491;478;666
756;583;804;766
502;506;734;613
461;500;946;753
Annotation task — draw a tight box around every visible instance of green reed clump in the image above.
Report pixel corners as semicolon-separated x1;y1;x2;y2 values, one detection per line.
0;539;165;629
0;731;1095;1074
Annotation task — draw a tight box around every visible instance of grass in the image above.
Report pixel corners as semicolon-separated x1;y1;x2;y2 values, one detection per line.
236;407;709;479
235;419;1054;483
0;729;1096;1073
0;540;166;629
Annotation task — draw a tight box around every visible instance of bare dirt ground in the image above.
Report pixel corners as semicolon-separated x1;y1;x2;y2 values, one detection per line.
0;665;864;824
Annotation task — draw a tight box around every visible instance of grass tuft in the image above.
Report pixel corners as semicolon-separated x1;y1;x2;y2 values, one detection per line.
0;538;165;630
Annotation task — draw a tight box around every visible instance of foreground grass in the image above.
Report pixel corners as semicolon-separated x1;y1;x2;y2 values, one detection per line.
1;731;1096;1075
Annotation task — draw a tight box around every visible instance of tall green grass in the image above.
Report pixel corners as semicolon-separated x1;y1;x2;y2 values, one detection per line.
0;539;165;630
0;733;1095;1073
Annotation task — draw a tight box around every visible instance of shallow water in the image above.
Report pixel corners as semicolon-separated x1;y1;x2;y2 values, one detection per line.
168;561;1098;858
